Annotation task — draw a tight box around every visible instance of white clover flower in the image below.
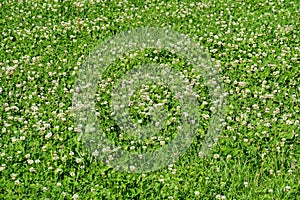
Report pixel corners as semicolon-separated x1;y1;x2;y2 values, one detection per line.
129;165;136;171
129;146;135;150
29;167;36;173
76;158;82;163
27;160;34;165
42;146;47;152
285;186;291;192
252;104;259;110
45;132;52;140
11;137;18;143
52;154;59;161
213;154;220;159
268;189;273;193
202;114;210;120
56;168;63;173
61;156;67;162
19;136;25;141
15;180;20;186
159;178;164;183
70;172;75;177
72;194;79;200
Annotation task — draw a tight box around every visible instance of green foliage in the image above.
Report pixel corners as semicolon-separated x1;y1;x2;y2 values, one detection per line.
0;0;299;199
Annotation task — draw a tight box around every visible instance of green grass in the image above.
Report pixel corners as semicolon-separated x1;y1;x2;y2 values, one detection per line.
0;0;299;199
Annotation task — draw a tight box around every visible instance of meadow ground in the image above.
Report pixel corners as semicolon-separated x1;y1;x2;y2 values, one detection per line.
0;0;299;199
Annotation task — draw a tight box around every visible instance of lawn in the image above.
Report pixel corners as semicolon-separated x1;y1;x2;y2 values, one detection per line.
0;0;299;199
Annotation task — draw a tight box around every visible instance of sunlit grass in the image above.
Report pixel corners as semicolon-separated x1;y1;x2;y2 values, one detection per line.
0;0;299;199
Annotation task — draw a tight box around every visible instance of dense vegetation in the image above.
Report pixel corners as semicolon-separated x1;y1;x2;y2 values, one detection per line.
0;0;299;199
